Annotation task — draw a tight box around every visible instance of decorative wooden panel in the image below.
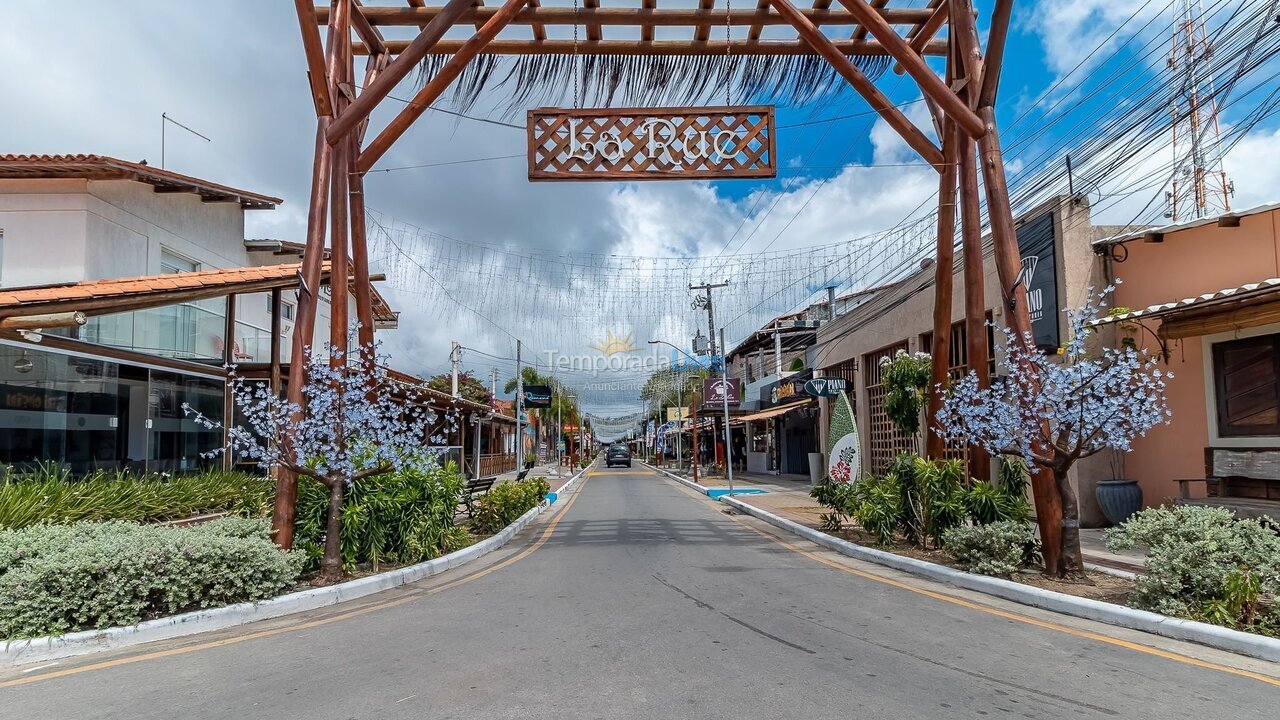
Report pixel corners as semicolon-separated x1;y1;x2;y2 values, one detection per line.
863;342;916;475
528;105;776;181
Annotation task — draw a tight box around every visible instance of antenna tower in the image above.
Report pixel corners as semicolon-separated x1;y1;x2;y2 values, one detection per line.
1166;0;1234;221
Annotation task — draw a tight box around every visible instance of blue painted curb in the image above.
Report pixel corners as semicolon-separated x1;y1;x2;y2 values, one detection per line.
706;487;768;499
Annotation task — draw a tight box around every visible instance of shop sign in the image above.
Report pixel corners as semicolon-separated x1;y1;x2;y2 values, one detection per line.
528;106;776;181
522;385;553;408
770;380;805;404
667;406;689;422
1016;211;1061;351
803;377;848;397
703;377;741;406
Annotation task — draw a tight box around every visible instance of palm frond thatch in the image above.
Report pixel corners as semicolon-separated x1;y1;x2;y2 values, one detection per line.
415;52;891;117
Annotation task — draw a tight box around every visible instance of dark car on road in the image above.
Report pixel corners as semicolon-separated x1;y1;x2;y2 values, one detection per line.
605;443;632;468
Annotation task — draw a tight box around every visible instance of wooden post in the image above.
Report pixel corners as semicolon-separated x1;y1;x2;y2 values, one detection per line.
924;124;957;459
348;147;375;351
222;293;237;472
329;0;353;362
958;130;990;484
275;0;347;549
977;103;1063;573
269;288;283;397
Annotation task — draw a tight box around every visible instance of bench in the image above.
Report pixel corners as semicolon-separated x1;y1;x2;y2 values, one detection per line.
460;475;498;516
1177;448;1280;520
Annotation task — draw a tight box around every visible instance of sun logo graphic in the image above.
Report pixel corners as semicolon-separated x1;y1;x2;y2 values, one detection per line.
590;329;638;357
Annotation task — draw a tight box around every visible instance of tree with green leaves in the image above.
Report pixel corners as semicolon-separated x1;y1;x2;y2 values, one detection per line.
426;373;492;407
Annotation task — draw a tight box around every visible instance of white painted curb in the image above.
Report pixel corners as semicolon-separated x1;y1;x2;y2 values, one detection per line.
2;465;591;669
644;462;709;495
720;496;1280;663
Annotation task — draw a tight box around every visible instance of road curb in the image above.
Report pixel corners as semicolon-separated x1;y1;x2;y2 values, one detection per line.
644;462;709;495
719;495;1280;663
2;465;591;669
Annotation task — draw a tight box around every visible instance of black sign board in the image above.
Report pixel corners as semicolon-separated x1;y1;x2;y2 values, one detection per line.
522;385;553;408
804;377;848;397
1016;211;1060;351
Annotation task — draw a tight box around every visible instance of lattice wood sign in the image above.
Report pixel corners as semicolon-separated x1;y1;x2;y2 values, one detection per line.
527;105;776;181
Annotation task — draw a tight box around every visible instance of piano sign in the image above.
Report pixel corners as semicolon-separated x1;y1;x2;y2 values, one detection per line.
528;106;776;181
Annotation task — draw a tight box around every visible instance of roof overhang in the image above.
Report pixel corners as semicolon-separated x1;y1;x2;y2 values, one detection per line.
1092;201;1280;247
1091;278;1280;340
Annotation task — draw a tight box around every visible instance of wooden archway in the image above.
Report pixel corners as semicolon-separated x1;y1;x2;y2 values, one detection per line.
280;0;1064;571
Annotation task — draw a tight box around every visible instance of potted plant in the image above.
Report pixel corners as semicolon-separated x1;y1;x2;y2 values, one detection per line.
1095;450;1143;526
524;451;537;469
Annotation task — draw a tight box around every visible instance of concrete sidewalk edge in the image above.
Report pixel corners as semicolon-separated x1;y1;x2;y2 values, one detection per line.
719;495;1280;663
2;463;594;669
645;462;710;496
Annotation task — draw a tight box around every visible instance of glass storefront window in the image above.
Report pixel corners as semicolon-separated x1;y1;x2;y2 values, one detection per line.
0;342;225;475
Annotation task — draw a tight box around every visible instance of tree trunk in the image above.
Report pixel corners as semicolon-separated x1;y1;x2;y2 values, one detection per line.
318;478;346;584
1052;464;1085;579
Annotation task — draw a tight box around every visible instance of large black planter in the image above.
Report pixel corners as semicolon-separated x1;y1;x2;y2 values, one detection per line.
1096;479;1143;526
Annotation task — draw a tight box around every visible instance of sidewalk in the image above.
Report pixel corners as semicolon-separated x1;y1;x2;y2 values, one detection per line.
661;469;1148;574
493;462;581;492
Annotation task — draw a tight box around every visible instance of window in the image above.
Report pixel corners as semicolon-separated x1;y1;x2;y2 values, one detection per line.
267;295;295;321
1212;333;1280;437
160;248;198;275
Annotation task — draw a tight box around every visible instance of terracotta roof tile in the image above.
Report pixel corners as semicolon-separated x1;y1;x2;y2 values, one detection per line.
0;154;281;209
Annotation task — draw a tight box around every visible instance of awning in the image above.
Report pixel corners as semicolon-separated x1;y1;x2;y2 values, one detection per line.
1090;278;1280;340
731;398;816;426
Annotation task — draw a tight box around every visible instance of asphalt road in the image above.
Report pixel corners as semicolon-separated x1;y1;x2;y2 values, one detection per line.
3;465;1278;718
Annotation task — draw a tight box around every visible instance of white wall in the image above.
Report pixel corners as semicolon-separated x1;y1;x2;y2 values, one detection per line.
0;177;335;360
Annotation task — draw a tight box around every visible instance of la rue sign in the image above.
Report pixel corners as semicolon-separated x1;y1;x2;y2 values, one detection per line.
528;106;776;181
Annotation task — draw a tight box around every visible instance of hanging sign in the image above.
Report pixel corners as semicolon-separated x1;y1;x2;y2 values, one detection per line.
804;377;848;397
703;377;741;407
827;392;861;483
522;385;553;408
1015;211;1061;352
667;406;689;423
528;105;776;181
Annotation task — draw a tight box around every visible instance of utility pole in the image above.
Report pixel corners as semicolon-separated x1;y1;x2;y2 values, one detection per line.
690;281;729;356
675;365;684;473
720;328;734;495
515;340;523;467
773;318;783;375
450;341;461;398
490;367;498;401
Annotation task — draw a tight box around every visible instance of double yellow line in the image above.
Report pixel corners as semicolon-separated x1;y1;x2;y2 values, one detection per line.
0;476;589;690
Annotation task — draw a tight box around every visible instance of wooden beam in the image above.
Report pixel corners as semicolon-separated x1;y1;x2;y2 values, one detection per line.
957;130;990;483
852;0;887;40
354;38;947;55
748;0;772;41
585;0;602;42
222;293;237;471
836;0;983;138
695;0;715;42
321;6;940;26
768;0;944;168
949;0;984;105
528;0;547;40
359;0;529;173
350;1;387;55
295;0;333;116
893;1;948;75
325;0;473;145
978;0;1011;107
642;0;656;42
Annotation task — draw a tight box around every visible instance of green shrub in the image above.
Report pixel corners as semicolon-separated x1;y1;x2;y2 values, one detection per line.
879;350;931;436
0;518;301;640
943;521;1038;578
1106;505;1280;633
471;476;551;534
0;465;271;530
849;473;902;546
294;460;466;572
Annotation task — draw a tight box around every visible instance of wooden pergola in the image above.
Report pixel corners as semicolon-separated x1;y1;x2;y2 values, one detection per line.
282;0;1063;570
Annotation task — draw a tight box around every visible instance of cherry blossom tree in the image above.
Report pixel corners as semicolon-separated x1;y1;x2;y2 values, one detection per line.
938;286;1172;578
187;335;451;583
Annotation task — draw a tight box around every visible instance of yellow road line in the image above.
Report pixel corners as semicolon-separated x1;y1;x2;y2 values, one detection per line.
655;470;1280;688
0;476;589;690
